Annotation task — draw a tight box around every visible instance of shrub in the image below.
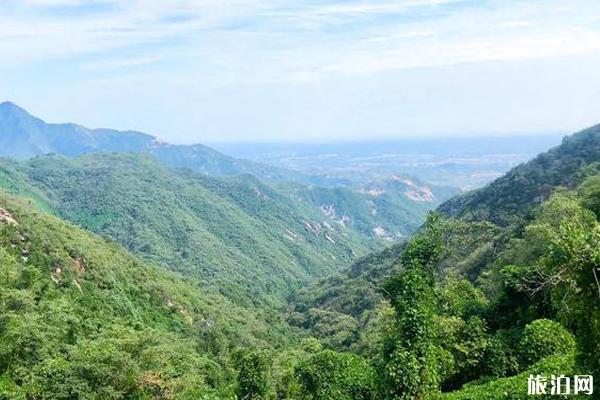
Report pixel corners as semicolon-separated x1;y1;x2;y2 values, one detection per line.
578;175;600;218
519;319;576;367
232;348;272;400
295;350;375;400
482;328;521;378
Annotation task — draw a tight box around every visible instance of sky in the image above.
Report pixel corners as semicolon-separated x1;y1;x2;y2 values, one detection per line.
1;0;600;143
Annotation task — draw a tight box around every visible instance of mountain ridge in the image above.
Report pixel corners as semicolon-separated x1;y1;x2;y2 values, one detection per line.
0;152;383;306
0;101;307;183
288;122;600;352
438;123;600;225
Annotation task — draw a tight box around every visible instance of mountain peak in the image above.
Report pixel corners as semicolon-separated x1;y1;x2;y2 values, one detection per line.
0;101;34;119
0;101;23;110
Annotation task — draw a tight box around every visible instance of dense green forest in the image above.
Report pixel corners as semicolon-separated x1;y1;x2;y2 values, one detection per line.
287;188;599;398
1;124;599;399
0;152;452;308
0;153;379;307
0;194;298;398
282;126;600;398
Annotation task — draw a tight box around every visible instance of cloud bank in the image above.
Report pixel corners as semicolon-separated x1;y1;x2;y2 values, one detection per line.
1;0;600;141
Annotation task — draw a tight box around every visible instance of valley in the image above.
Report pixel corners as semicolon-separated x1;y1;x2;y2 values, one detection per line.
3;1;599;398
0;104;461;301
0;102;597;399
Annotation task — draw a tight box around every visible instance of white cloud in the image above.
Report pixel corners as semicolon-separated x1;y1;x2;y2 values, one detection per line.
2;0;600;142
2;0;600;80
80;55;163;71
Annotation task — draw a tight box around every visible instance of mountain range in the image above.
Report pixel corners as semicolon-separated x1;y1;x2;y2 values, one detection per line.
0;101;456;239
0;103;461;309
0;153;377;307
0;101;305;183
2;101;593;398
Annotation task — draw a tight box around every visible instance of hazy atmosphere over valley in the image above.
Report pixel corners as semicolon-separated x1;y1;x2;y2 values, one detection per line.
1;1;600;399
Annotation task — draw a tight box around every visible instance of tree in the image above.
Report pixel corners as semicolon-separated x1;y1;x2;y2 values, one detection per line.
295;350;375;400
538;215;600;378
579;175;600;218
379;215;447;399
507;191;600;378
232;348;272;400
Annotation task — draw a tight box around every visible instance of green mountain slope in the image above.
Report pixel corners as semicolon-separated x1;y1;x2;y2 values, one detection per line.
0;153;380;306
281;176;458;240
2;113;599;398
290;125;600;349
288;218;498;351
438;124;600;225
0;193;295;398
290;184;600;396
282;125;600;398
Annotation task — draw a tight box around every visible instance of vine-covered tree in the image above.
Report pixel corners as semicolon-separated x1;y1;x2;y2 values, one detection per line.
233;348;272;400
379;215;449;399
295;350;375;400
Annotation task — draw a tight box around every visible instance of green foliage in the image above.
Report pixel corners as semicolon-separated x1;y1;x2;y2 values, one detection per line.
271;349;305;400
293;172;600;398
443;353;576;400
0;194;288;399
2;122;600;399
0;154;380;307
519;319;576;367
437;274;489;318
579;174;600;218
400;214;444;269
434;278;494;389
287;308;359;349
379;217;446;399
445;317;490;387
481;328;521;378
492;190;600;379
536;212;600;378
439;124;600;225
279;177;457;240
233;348;272;400
289;218;499;354
295;350;375;400
0;160;53;214
288;242;407;352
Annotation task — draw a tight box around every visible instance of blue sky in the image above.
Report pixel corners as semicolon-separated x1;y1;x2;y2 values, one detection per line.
1;0;600;143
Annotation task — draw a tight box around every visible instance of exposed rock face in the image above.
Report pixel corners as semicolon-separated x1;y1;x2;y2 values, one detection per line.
0;208;18;226
391;176;435;202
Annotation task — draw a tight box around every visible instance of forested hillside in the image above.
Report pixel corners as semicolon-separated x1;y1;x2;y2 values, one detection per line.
0;193;298;398
2;103;599;399
288;218;498;351
284;182;599;398
0;102;456;244
439;124;600;225
4;162;598;398
281;126;600;398
281;177;458;240
0;153;380;306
